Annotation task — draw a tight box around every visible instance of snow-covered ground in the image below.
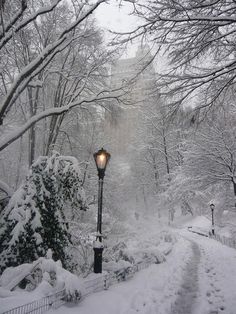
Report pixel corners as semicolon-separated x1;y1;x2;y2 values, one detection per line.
48;236;191;314
48;217;236;314
188;230;236;314
1;216;236;314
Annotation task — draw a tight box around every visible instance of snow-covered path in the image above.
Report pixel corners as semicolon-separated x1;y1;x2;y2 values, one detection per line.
170;239;200;314
173;228;236;314
49;236;192;314
184;230;236;314
48;226;236;314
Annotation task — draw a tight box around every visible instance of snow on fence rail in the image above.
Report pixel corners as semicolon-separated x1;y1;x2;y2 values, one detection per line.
2;260;153;314
1;289;66;314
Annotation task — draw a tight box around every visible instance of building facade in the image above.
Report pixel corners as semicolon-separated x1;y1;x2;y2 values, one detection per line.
107;45;156;155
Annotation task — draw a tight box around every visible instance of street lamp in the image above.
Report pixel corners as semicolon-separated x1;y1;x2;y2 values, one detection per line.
93;148;111;273
210;203;215;235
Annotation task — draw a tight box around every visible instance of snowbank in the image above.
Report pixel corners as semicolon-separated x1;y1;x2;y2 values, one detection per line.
0;256;83;312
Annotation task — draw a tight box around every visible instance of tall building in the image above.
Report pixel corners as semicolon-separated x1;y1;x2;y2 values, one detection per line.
107;45;156;155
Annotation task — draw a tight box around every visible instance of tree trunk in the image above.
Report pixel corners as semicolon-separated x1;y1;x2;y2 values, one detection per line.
27;87;37;166
15;136;24;189
45;114;65;155
28;125;36;166
162;129;170;176
232;179;236;209
142;184;149;212
153;164;159;192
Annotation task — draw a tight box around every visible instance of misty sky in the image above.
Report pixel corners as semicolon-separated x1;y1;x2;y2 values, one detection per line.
95;1;140;58
95;2;168;70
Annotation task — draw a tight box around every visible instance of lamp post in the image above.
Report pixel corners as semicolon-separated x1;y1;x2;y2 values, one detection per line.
210;203;215;235
93;148;111;273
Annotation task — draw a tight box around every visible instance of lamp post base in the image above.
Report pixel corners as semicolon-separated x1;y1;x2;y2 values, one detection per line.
93;247;104;273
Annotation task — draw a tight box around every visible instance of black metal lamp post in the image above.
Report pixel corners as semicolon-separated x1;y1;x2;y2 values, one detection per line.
210;203;215;235
93;148;111;273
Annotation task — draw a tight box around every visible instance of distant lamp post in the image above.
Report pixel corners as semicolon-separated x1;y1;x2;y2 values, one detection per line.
93;148;111;273
210;203;215;235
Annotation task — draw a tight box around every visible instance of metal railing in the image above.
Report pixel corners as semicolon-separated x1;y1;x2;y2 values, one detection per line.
188;226;236;250
1;290;66;314
2;259;154;314
210;233;236;249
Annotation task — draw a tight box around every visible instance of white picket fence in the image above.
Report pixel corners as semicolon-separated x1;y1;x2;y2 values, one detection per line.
2;260;153;314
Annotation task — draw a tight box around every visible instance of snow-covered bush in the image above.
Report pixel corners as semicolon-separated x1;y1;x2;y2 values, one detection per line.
0;152;87;273
103;241;128;263
0;254;83;302
70;230;95;276
103;231;176;272
159;230;176;244
121;247;166;265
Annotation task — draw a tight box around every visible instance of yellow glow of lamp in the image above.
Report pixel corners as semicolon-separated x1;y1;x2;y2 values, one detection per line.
94;148;110;179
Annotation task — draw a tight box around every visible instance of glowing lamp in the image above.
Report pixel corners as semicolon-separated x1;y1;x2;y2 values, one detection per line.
94;148;110;179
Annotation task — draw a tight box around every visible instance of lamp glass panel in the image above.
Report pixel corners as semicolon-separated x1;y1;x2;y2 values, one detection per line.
96;153;107;169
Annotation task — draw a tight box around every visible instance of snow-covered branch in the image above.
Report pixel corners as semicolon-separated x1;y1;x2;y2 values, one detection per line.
0;0;106;125
0;90;124;152
117;0;236;111
0;0;62;50
0;180;13;197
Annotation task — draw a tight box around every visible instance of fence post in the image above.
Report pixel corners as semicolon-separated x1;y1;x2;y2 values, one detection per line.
104;274;109;290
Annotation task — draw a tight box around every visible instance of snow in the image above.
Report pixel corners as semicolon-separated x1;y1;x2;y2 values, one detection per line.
0;180;12;197
48;237;191;314
0;256;83;312
46;219;236;314
93;240;104;248
1;216;236;314
0;288;49;313
182;215;211;230
0;261;37;290
186;231;236;314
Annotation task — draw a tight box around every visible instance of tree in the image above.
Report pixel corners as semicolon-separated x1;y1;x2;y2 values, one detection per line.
120;0;236;112
127;91;184;212
0;152;86;272
0;179;12;213
0;0;125;153
0;0;126;197
42;25;115;156
183;108;236;207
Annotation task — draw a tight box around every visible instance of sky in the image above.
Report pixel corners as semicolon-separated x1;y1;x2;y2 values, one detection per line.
95;1;138;32
95;1;140;58
95;1;168;71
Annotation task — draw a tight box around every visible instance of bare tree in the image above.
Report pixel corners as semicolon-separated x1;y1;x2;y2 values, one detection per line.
0;0;124;154
184;108;236;205
120;0;236;112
